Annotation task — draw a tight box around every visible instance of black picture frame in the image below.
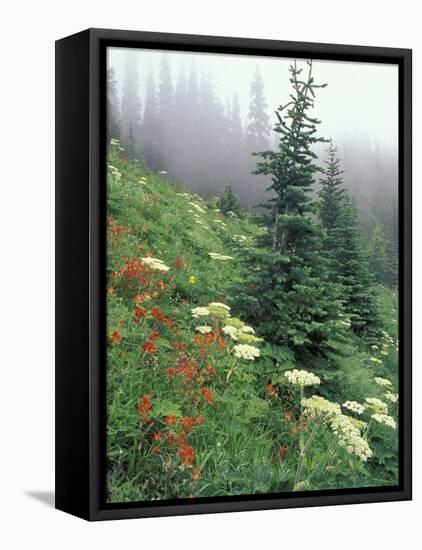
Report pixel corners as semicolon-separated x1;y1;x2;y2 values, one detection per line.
55;28;412;521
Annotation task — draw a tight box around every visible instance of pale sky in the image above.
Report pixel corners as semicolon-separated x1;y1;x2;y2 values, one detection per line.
108;46;398;154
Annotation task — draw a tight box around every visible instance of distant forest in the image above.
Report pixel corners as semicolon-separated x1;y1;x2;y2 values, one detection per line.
107;53;398;287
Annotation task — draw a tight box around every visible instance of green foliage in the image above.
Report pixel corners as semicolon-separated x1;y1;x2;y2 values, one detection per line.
105;59;399;503
217;183;243;218
238;61;345;359
368;223;398;287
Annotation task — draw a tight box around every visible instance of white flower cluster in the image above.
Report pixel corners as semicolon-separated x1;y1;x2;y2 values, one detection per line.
302;395;341;419
364;397;388;415
371;413;396;429
209;302;231;311
384;392;398;404
108;164;122;181
222;325;239;341
195;325;212;334
369;357;382;365
141;257;170;272
232;344;260;361
342;401;365;415
374;377;392;387
191;307;210;319
330;414;373;462
188;201;207;214
284;369;321;387
241;326;255;334
208;252;234;261
138;176;148;185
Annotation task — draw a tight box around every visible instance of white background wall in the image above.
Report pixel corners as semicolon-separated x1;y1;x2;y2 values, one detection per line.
0;1;418;548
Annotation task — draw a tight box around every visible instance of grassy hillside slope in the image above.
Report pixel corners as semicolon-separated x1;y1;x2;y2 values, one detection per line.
106;149;399;503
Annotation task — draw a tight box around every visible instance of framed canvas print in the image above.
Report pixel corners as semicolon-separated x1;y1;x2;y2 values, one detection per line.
55;28;412;521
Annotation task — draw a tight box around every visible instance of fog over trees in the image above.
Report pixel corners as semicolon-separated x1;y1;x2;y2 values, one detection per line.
107;48;398;261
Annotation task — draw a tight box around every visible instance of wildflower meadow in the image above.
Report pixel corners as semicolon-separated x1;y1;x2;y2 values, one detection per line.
105;54;399;503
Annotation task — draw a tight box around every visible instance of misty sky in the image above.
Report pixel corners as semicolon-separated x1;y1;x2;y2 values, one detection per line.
108;47;398;154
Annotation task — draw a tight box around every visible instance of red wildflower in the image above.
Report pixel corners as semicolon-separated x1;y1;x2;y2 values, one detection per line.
143;339;157;355
153;431;164;441
165;415;177;426
137;395;152;422
181;416;196;432
196;415;206;424
151;307;165;321
150;331;160;341
110;331;121;344
172;341;180;351
166;367;175;378
174;257;185;269
205;365;217;376
134;306;146;319
200;387;214;405
179;445;195;466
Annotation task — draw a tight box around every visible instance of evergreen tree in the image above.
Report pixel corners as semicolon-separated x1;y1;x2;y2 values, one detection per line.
317;145;381;338
218;183;243;217
125;123;136;161
237;61;344;358
156;54;174;168
318;141;345;232
107;68;120;142
368;223;397;287
141;68;160;170
120;52;142;156
246;66;271;152
329;197;381;338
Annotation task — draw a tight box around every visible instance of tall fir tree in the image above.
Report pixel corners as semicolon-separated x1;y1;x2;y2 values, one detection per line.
318;141;345;232
237;61;344;359
246;66;271;152
317;145;381;339
141;67;160;170
368;223;397;287
120;52;142;157
156;54;174;169
328;197;381;339
107;68;121;142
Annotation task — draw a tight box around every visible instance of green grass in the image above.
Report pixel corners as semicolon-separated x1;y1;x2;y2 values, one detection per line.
106;150;399;503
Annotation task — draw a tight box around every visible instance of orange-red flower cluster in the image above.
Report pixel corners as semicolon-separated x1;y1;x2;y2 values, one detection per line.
110;330;121;344
138;395;152;423
107;215;131;237
200;387;214;405
174;256;185;269
143;339;158;355
178;445;195;466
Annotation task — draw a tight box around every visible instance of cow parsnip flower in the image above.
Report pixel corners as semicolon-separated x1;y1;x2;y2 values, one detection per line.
222;325;239;341
196;325;212;334
385;392;399;404
371;413;396;429
232;344;260;361
208;252;234;261
342;401;365;415
302;395;341;419
284;369;320;387
141;257;170;272
330;414;373;462
209;302;231;311
364;397;388;415
241;326;255;334
191;307;210;319
374;377;392;387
